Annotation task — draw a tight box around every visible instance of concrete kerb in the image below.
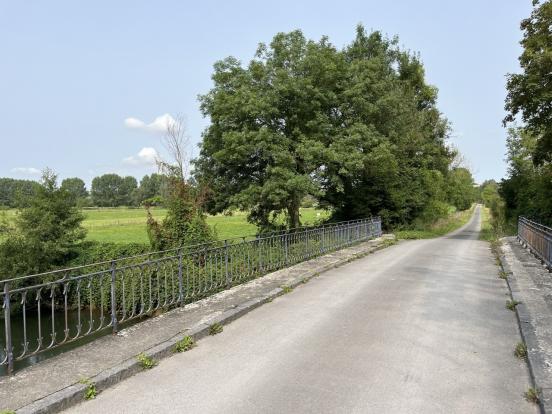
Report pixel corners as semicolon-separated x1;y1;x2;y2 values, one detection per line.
497;238;548;414
15;235;395;414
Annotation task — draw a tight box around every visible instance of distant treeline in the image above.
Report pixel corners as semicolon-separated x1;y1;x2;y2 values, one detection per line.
0;173;167;208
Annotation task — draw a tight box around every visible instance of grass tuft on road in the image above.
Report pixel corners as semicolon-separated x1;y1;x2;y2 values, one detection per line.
209;323;223;335
514;342;528;359
506;299;521;311
524;387;540;404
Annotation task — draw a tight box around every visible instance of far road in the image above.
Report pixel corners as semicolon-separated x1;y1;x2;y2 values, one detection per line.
68;206;535;414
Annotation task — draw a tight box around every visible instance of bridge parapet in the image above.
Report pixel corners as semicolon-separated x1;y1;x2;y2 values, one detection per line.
518;216;552;270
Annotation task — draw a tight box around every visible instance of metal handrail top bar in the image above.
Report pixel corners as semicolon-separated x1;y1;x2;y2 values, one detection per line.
519;216;552;234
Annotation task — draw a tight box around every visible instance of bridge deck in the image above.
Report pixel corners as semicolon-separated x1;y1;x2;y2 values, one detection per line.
66;206;536;414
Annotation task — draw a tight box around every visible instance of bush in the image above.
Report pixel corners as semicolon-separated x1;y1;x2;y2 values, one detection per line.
69;241;151;266
147;180;214;251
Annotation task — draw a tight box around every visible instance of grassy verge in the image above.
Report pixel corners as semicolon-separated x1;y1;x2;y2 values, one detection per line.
479;206;495;242
395;205;475;240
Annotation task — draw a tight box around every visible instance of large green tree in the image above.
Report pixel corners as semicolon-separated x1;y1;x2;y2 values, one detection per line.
0;178;39;207
196;30;343;229
505;0;552;164
196;26;454;229
319;29;452;225
61;177;88;201
91;174;137;207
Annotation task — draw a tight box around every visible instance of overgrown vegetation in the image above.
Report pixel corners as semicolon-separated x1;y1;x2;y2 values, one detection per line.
209;323;223;335
174;336;196;353
136;353;157;369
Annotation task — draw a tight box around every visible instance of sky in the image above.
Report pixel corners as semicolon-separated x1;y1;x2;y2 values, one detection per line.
0;0;533;186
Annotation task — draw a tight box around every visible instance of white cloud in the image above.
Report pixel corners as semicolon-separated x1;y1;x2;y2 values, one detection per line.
11;167;41;175
124;113;177;133
123;147;159;166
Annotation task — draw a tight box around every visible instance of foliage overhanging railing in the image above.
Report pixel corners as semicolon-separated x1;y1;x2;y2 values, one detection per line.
518;216;552;269
1;217;381;374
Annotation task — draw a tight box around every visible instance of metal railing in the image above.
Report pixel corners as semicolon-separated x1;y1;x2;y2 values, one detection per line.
518;217;552;269
1;217;381;374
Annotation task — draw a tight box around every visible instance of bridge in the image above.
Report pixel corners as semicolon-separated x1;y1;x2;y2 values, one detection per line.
3;206;551;413
64;206;535;413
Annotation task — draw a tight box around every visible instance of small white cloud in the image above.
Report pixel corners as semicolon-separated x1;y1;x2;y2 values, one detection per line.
11;167;41;175
123;147;159;166
124;117;146;129
124;113;177;133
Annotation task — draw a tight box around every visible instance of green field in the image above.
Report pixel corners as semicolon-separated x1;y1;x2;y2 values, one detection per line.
2;207;329;244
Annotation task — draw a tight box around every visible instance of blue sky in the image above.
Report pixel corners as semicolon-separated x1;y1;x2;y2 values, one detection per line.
0;1;532;186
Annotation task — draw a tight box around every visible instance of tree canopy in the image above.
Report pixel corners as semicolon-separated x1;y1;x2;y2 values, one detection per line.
196;25;462;229
505;0;552;164
61;177;88;201
91;174;138;207
0;178;40;207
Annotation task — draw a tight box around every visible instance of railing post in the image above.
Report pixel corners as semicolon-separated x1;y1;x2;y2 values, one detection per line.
305;229;309;258
257;236;262;274
110;260;118;334
3;282;14;375
225;240;231;287
178;250;184;305
284;231;289;265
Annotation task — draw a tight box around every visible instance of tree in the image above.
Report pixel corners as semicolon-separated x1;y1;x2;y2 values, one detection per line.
500;127;552;225
0;169;86;280
137;173;167;205
446;168;475;211
61;177;88;201
318;28;452;225
0;178;40;207
505;0;552;164
196;26;454;229
196;30;346;229
91;174;137;207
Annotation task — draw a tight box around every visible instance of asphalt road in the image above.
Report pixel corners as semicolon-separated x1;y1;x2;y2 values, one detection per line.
68;206;536;414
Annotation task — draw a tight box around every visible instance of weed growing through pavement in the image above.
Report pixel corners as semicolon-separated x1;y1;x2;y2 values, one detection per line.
209;322;223;335
281;285;293;294
506;299;521;311
174;336;195;353
137;353;157;369
524;387;540;404
514;342;528;359
78;378;97;400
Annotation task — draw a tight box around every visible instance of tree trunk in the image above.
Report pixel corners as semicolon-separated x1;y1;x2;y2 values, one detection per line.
287;196;301;229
